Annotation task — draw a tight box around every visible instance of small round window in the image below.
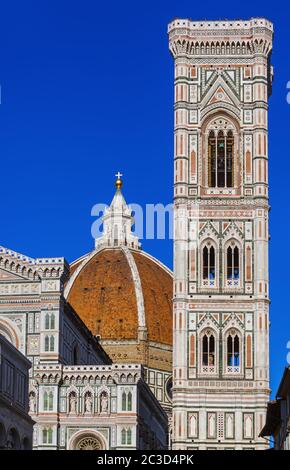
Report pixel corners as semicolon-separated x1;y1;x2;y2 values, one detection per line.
165;376;173;401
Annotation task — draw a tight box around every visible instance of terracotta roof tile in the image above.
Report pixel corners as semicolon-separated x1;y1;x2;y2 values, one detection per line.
68;249;138;340
67;248;173;346
132;252;173;345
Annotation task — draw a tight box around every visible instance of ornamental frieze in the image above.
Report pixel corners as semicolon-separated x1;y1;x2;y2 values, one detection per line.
0;283;40;296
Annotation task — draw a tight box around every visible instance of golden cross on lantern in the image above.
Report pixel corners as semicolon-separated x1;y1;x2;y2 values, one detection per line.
115;172;123;189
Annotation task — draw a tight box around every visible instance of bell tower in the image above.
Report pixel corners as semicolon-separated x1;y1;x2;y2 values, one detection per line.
168;18;273;449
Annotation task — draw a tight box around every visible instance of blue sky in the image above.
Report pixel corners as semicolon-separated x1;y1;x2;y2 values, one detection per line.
0;0;289;397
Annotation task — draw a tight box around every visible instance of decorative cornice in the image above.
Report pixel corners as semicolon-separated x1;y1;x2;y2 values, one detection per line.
168;18;273;33
0;245;69;283
168;18;273;59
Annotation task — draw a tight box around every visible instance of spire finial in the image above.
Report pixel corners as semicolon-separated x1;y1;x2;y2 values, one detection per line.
115;171;123;190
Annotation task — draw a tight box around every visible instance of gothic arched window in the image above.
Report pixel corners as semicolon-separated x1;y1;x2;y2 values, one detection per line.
45;313;55;330
42;429;47;444
122;392;127;411
127;429;132;445
203;243;216;284
121;391;133;411
45;314;50;330
43;392;48;411
208;129;234;188
48;391;53;411
121;429;126;445
121;428;132;446
217;130;226;187
50;314;55;330
44;336;49;352
128;392;132;411
42;428;53;444
202;333;215;367
50;336;55;351
43;391;53;411
44;335;55;352
127;392;132;411
47;428;53;444
226;331;241;373
227;245;240;279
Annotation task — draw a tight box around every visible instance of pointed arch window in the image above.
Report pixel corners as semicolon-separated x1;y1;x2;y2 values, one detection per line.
208;129;234;188
202;243;216;286
45;313;55;330
43;428;53;444
121;390;133;411
121;428;132;446
44;392;48;411
50;336;55;351
201;330;216;374
45;314;50;330
226;242;240;287
42;429;47;444
48;428;53;444
44;336;49;352
226;331;241;373
122;392;127;411
127;392;132;411
127;429;132;445
44;335;55;352
43;391;53;411
121;429;126;445
48;391;53;411
202;334;215;366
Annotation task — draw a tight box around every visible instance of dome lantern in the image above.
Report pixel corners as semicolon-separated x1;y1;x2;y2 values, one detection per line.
95;173;140;250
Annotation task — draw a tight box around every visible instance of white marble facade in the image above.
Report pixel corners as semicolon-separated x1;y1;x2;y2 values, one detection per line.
0;246;168;450
168;18;273;449
31;364;167;450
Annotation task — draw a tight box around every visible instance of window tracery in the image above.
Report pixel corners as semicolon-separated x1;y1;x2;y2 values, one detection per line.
226;240;241;287
200;329;217;374
202;241;217;287
225;329;241;374
121;390;133;411
205;117;237;191
75;435;103;450
43;391;53;411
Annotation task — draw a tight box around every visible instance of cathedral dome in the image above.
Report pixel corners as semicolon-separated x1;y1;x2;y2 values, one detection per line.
64;175;173;373
65;247;173;346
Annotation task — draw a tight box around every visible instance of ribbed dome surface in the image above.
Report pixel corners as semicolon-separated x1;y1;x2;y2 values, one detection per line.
66;247;173;346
